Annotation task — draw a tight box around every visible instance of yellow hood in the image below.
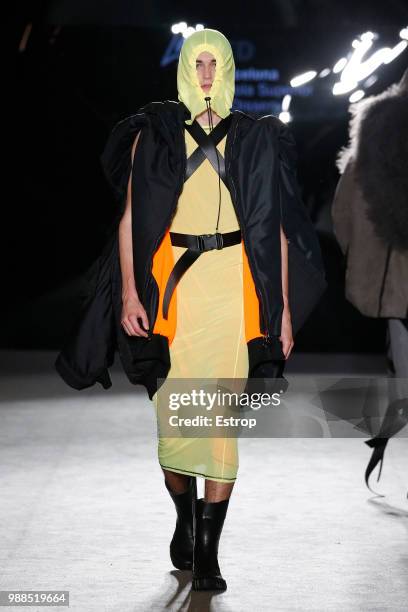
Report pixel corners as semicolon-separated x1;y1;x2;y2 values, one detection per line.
177;29;235;125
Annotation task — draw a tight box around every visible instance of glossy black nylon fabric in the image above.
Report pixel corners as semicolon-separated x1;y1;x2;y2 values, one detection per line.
55;100;327;397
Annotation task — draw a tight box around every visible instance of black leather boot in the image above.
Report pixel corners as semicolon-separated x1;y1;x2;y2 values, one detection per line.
165;476;197;570
192;497;230;591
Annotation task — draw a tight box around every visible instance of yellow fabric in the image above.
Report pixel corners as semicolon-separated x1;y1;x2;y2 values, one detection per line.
177;29;235;125
152;126;249;482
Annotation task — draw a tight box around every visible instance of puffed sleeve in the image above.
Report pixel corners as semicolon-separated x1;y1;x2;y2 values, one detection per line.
100;112;150;205
278;122;325;274
277;121;327;333
278;124;308;231
278;121;299;170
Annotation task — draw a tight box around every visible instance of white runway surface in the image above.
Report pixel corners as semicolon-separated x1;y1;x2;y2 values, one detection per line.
0;352;407;611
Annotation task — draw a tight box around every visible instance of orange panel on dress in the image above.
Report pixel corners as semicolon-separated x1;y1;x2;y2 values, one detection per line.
151;229;177;345
152;236;260;345
241;241;262;342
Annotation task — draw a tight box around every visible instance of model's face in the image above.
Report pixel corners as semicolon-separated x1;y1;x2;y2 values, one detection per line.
196;51;216;93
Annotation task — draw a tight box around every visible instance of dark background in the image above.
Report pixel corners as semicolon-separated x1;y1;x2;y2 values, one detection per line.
4;0;408;352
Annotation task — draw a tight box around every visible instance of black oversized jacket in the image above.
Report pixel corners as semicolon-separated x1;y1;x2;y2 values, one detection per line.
55;100;326;399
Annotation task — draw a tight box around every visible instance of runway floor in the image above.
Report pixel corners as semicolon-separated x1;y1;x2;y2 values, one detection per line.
0;351;407;611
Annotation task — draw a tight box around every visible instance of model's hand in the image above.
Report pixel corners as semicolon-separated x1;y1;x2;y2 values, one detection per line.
121;296;150;338
280;306;294;359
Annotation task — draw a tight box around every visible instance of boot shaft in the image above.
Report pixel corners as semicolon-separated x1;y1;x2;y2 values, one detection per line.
194;498;230;562
192;497;230;591
165;476;197;519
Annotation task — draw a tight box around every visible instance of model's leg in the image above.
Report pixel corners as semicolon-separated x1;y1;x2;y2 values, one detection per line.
205;479;235;502
162;467;190;493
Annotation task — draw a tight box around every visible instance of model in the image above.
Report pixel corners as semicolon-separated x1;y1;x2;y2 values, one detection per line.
55;28;326;593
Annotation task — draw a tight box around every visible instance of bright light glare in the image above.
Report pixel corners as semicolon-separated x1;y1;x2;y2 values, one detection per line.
333;81;356;95
183;26;196;38
400;27;408;40
279;111;292;123
333;58;348;73
319;68;331;78
282;94;292;111
171;22;204;36
290;71;317;87
333;31;408;95
171;22;187;34
361;31;375;41
383;40;408;63
349;90;365;103
364;74;378;88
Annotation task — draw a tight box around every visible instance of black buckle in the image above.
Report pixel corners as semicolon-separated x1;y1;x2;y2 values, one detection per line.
215;232;224;249
196;233;224;251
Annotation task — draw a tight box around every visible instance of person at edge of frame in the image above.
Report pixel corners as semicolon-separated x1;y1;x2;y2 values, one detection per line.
332;67;408;491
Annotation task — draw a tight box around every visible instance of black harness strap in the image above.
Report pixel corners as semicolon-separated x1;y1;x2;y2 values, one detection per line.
162;249;202;320
184;114;232;186
161;113;239;321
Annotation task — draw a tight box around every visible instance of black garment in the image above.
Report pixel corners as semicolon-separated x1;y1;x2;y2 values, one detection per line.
55;101;326;399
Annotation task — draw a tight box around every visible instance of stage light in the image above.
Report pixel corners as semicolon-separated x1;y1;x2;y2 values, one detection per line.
171;22;205;38
281;94;292;112
280;94;292;122
399;27;408;40
279;111;292;123
183;26;196;38
361;31;376;41
319;68;331;78
332;30;408;95
349;90;365;103
333;80;357;95
383;40;408;63
290;71;317;87
171;22;187;34
364;75;378;88
333;58;348;73
266;26;408;122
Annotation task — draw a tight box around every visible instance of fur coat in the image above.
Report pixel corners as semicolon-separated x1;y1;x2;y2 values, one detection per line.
332;70;408;318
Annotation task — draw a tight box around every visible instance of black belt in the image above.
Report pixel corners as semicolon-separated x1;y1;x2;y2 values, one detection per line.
162;229;242;320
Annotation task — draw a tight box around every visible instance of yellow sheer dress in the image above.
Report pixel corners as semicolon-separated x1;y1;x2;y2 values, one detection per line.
151;124;249;482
